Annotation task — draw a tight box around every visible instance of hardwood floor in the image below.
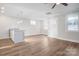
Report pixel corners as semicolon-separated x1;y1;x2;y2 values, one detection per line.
0;38;13;48
0;35;79;56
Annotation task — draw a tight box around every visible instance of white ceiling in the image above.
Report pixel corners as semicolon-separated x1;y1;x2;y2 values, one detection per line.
0;3;79;20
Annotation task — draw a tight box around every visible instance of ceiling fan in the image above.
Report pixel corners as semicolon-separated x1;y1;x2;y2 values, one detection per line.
46;3;68;15
52;3;68;9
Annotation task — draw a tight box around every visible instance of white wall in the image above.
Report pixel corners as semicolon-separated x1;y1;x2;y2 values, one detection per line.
47;11;79;43
47;17;58;37
57;12;79;43
40;19;48;35
0;15;17;39
0;15;43;39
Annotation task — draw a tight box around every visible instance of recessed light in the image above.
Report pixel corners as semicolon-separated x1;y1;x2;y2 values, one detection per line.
1;10;5;13
1;7;5;10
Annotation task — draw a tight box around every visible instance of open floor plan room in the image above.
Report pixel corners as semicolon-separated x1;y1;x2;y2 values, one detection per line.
0;3;79;56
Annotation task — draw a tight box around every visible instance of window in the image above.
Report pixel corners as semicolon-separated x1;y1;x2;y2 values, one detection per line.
67;15;78;31
30;20;36;25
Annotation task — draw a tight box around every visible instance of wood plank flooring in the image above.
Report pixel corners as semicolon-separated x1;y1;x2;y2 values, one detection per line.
0;35;79;56
0;38;13;48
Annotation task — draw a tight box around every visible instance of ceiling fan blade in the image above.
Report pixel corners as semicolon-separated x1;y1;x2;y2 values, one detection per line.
51;3;56;9
61;3;68;6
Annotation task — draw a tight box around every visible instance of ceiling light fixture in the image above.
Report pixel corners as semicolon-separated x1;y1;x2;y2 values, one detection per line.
51;3;68;9
0;6;5;14
1;10;5;13
1;7;5;10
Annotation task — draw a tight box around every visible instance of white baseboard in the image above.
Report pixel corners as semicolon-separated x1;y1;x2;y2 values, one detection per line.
25;34;46;37
48;36;79;43
0;37;10;40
